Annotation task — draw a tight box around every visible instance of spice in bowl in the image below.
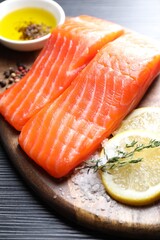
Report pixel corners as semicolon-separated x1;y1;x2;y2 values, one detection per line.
0;7;57;41
18;22;52;40
0;0;65;51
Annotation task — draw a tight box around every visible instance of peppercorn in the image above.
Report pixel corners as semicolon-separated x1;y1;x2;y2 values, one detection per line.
18;22;52;40
0;63;30;90
0;80;6;88
11;72;16;78
8;78;14;84
4;70;10;78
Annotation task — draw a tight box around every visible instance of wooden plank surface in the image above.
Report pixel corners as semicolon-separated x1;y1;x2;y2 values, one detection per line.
0;0;160;239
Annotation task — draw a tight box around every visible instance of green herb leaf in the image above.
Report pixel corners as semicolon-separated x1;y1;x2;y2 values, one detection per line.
82;139;160;174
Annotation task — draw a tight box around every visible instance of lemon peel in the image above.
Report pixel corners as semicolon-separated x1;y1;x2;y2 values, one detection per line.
101;130;160;206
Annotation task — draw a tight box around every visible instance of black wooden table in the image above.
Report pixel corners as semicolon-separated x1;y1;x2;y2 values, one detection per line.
0;0;160;239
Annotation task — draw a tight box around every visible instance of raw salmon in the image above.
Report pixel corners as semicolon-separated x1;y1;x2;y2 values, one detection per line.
19;32;160;178
0;15;124;131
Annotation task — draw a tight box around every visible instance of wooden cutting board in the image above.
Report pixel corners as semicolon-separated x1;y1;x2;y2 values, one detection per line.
0;44;160;239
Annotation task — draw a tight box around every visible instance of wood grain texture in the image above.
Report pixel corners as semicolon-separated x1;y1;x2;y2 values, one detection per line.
0;0;160;239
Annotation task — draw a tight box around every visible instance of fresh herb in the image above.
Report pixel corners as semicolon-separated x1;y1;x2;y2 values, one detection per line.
83;139;160;174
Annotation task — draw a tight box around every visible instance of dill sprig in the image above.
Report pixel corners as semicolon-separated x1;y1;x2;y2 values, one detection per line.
83;139;160;174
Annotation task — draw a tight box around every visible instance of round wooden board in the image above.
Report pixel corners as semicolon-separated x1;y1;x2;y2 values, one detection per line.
0;44;160;239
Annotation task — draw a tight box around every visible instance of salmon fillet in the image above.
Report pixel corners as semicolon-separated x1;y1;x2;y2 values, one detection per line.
18;32;160;178
0;15;124;131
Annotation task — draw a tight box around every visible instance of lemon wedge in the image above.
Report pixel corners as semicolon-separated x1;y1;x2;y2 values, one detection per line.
101;130;160;206
114;107;160;135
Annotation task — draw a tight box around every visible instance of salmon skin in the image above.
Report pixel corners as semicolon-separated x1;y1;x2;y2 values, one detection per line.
0;15;124;131
18;32;160;178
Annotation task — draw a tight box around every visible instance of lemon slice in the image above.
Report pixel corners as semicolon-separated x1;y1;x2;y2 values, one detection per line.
114;107;160;135
101;130;160;206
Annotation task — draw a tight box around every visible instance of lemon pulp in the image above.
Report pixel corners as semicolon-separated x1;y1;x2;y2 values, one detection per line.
101;130;160;206
114;107;160;135
0;8;57;40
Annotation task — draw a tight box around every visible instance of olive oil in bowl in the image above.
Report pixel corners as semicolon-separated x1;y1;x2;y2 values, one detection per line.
0;7;57;41
0;0;65;51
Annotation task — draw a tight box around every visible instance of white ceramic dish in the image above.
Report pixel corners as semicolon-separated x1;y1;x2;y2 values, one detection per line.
0;0;65;51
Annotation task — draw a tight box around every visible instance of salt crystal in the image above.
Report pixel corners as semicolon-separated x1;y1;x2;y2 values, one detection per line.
91;184;100;193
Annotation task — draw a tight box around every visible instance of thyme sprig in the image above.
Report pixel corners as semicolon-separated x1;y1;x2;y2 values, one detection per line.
84;139;160;174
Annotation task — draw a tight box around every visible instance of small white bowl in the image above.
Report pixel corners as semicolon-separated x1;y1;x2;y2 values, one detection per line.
0;0;65;51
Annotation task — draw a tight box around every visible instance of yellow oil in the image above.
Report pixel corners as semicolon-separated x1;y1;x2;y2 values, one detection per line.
0;7;57;40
